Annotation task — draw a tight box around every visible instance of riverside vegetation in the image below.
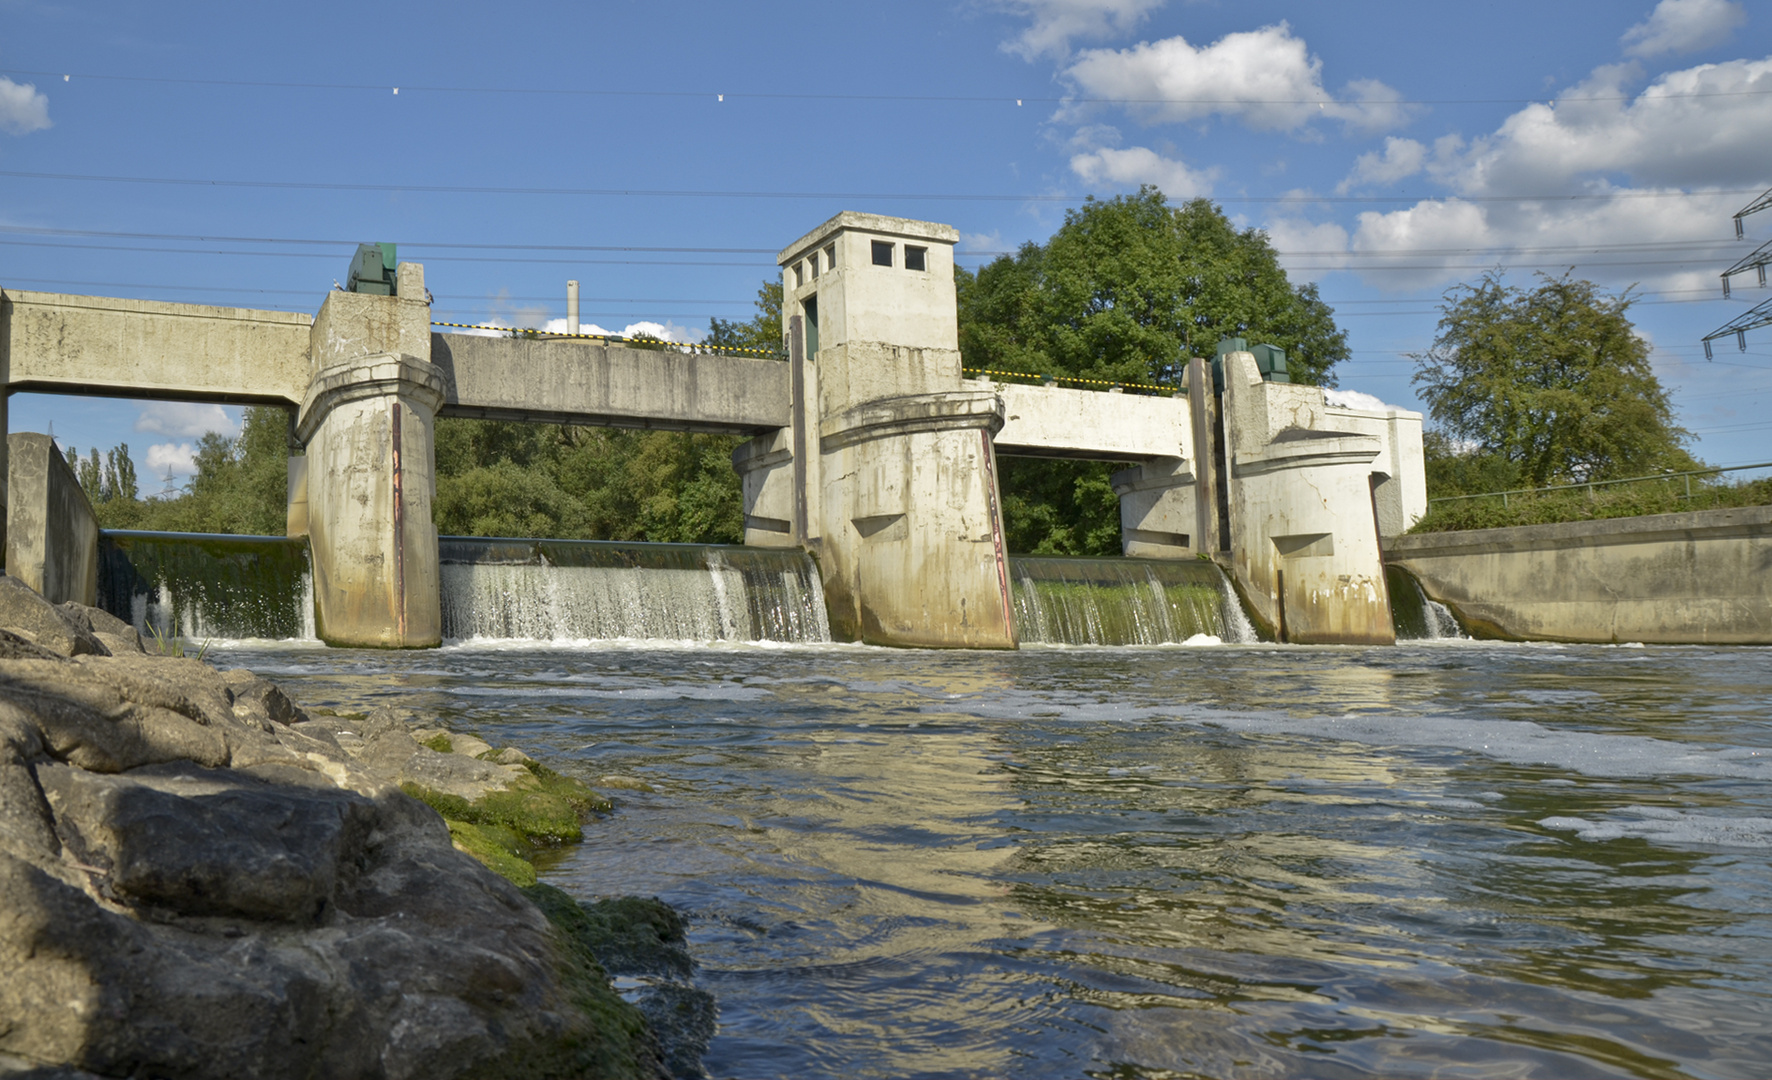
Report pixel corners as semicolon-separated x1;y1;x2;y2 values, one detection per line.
0;574;709;1079
1408;272;1768;532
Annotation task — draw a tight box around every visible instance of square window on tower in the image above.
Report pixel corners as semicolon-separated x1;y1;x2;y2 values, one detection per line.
824;243;837;270
793;262;805;287
872;240;893;267
904;245;927;271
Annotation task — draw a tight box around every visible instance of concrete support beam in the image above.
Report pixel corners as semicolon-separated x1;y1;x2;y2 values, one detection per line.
297;266;445;648
430;333;789;434
993;382;1191;461
1220;352;1394;644
1110;458;1198;558
6;433;98;606
0;289;311;405
1320;401;1428;537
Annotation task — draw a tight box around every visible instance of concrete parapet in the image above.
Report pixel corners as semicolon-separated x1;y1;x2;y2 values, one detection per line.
1221;352;1394;644
1;288;311;406
431;333;789;434
6;432;98;605
1385;505;1772;644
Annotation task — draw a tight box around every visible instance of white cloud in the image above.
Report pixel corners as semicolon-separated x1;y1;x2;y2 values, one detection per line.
1069;145;1215;198
134;402;241;438
959;229;1008;253
1062;23;1411;133
1337;136;1427;193
1323;388;1393;411
1432;59;1772;194
1261;215;1351;282
993;0;1166;61
1622;0;1746;58
540;317;701;343
146;442;198;479
0;76;51;135
1274;54;1772;292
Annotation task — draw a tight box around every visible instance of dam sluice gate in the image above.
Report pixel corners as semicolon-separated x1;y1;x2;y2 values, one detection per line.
3;211;1427;647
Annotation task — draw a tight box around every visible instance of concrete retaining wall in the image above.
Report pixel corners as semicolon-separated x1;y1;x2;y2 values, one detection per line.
6;433;99;605
1386;505;1772;644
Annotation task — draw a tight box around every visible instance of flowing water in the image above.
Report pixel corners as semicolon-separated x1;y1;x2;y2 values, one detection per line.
99;531;315;641
1011;556;1256;645
438;538;829;644
217;638;1772;1080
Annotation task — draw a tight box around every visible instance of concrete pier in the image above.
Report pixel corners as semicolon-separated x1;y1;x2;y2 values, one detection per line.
760;213;1018;648
296;265;446;648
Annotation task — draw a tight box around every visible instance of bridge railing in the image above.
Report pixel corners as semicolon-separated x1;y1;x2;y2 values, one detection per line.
431;321;785;360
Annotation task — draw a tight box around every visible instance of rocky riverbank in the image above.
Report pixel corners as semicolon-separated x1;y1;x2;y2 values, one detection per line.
0;575;707;1079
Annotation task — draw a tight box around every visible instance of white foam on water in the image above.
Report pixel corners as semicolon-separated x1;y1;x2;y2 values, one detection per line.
1539;807;1772;849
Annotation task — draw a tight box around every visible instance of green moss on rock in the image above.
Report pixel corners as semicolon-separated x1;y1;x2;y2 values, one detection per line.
459;884;664;1079
447;821;537;887
421;732;455;753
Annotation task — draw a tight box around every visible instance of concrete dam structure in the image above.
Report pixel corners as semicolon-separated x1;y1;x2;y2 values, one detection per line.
1;212;1426;649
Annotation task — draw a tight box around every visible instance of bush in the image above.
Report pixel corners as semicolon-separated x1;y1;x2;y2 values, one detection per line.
1410;474;1772;532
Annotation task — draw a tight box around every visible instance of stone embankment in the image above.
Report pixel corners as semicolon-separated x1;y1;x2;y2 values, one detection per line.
0;575;708;1079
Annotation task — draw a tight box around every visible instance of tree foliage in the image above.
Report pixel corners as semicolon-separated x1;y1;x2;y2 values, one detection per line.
77;407;291;534
958;187;1347;553
958;187;1347;388
431;422;743;543
1411;273;1699;491
706;280;783;356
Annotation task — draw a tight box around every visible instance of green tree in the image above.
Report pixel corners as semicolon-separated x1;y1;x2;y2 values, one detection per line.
107;445;138;502
1411;273;1699;490
430;279;782;543
958;187;1347;388
707;280;783;356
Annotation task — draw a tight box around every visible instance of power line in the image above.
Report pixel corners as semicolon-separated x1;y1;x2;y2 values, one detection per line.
3;169;1762;205
0;239;766;267
0;224;775;254
0;277;763;302
10;67;1768;106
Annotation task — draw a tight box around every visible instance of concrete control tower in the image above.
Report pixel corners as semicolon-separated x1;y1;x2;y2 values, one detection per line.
735;212;1018;648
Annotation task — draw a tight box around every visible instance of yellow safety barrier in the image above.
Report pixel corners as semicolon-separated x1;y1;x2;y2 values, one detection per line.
962;367;1177;394
430;321;780;358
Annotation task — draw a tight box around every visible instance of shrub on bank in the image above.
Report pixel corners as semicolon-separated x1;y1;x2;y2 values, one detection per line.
1410;475;1772;533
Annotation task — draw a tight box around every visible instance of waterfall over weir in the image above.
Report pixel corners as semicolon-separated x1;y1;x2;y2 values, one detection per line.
1010;556;1257;645
1386;565;1466;640
438;538;831;643
99;532;316;641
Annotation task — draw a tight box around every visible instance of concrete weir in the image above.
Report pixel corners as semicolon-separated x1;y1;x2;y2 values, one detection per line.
1;213;1427;649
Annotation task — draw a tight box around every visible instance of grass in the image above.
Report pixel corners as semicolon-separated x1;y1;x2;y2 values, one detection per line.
146;623;211;661
1411;474;1772;533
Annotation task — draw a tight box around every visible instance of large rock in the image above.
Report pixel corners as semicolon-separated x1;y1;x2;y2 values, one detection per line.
0;588;666;1080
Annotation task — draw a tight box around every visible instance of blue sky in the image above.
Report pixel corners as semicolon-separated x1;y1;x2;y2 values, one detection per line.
3;0;1769;490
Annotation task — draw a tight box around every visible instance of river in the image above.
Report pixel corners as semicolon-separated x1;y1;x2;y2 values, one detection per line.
216;638;1772;1079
